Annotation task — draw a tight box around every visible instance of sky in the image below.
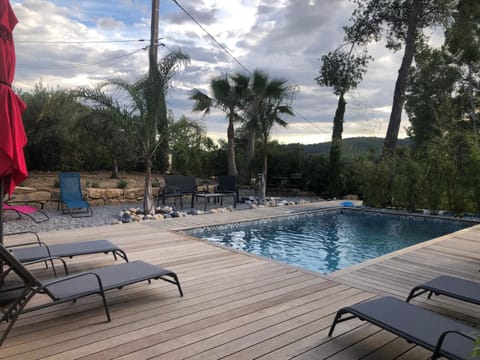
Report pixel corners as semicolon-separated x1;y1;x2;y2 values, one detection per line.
9;0;421;145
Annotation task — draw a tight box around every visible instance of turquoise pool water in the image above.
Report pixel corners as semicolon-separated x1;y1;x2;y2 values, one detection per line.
188;209;473;274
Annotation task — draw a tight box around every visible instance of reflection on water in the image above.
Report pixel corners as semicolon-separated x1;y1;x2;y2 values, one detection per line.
191;211;471;274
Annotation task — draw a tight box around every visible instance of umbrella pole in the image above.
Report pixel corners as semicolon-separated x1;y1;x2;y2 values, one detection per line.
1;177;3;245
0;178;3;287
0;178;23;303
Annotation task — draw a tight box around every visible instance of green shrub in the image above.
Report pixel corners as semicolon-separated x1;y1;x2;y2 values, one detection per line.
117;179;128;189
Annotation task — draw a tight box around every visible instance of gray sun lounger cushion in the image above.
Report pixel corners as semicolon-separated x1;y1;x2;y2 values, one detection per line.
43;261;181;298
407;275;480;306
0;243;183;346
9;239;128;263
329;296;478;360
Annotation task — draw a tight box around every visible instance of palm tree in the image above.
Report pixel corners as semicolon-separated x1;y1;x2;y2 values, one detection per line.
241;71;294;201
77;50;189;216
190;75;246;177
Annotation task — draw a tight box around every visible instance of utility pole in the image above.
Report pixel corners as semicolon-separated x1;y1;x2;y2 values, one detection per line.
149;0;159;71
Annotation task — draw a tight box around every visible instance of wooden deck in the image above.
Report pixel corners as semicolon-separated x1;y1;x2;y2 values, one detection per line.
1;202;479;359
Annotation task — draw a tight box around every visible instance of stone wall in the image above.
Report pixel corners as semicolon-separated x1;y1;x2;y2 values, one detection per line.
6;186;161;208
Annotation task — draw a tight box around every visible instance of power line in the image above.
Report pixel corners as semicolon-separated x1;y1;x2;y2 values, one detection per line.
169;1;326;135
16;39;148;44
170;0;251;74
17;47;147;70
293;109;329;134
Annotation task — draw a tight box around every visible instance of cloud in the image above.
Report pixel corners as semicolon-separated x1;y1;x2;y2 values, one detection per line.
11;0;414;145
96;17;126;31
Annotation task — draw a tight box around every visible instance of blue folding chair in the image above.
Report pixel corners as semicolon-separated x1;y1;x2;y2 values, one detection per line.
58;172;92;217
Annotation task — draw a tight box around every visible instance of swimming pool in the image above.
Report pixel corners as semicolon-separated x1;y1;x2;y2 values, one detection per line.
187;209;474;274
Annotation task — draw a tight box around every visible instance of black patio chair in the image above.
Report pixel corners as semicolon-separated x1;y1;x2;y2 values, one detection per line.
158;175;198;209
217;176;239;203
329;296;478;360
0;243;183;346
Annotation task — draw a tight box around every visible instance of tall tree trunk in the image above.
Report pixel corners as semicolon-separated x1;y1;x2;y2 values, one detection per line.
239;125;255;185
227;115;238;177
467;64;478;145
144;157;155;216
383;0;421;156
329;93;346;197
259;150;267;203
111;158;119;179
157;95;170;172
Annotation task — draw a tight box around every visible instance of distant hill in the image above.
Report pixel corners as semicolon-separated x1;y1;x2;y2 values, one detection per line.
282;137;411;156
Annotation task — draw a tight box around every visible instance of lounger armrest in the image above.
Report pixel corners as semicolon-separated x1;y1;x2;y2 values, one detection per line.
432;329;476;359
24;256;69;274
4;231;41;244
43;272;106;295
6;241;53;258
23;256;64;266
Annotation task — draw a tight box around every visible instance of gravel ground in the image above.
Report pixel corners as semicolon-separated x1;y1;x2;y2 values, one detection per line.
2;203;144;234
3;196;323;234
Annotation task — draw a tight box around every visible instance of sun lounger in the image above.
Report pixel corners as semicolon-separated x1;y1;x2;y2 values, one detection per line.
58;172;93;217
3;202;49;223
407;275;480;306
0;243;183;346
3;232;128;277
5;231;128;262
6;237;128;263
329;296;478;360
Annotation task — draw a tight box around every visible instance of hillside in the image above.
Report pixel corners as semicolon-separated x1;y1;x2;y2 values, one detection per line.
282;137;411;156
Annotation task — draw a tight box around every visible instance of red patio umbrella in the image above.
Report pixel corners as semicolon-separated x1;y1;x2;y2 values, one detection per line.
0;0;28;246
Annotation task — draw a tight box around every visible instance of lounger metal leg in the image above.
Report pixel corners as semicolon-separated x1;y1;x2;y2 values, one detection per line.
156;273;183;297
0;289;35;346
328;309;357;336
406;287;429;302
99;291;111;322
173;273;183;297
112;250;129;262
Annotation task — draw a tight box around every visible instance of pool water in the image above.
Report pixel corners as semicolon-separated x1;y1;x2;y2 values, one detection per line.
189;210;472;274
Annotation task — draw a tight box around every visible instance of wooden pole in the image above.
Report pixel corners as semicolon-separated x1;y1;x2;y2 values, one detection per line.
150;0;159;69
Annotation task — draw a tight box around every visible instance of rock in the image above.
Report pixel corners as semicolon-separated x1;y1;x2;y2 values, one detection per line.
9;190;51;203
12;186;37;194
159;206;173;213
121;213;132;223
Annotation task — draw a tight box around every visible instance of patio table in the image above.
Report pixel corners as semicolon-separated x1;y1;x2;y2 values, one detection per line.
195;192;236;211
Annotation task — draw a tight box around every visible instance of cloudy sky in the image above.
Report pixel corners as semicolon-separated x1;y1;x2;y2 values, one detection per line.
10;0;416;144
